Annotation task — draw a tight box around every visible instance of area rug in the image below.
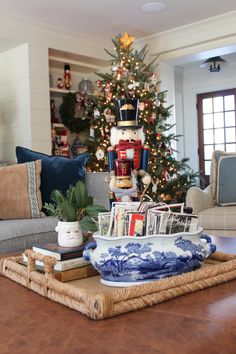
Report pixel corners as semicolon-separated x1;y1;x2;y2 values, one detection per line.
1;250;236;320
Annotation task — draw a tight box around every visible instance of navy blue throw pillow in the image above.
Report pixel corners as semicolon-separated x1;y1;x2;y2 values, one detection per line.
16;146;89;205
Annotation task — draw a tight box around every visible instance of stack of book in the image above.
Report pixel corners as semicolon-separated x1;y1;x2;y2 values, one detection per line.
23;243;98;282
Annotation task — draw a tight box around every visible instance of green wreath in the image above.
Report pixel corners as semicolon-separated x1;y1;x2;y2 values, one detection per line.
59;92;90;133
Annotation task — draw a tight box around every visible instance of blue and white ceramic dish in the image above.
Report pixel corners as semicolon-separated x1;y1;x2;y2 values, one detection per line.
83;228;216;287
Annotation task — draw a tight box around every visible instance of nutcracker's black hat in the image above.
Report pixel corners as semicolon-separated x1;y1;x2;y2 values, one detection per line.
115;99;141;128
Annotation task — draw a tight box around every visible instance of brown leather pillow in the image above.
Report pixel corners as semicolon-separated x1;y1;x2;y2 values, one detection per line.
0;160;44;219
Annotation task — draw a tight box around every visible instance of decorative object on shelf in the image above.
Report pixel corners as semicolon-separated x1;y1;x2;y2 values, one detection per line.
59;92;90;133
60;130;70;159
64;64;72;90
44;180;108;246
200;56;227;72
57;77;64;89
79;78;93;94
83;228;216;287
50;99;58;123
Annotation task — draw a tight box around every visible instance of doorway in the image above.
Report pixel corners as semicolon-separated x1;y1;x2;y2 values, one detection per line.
197;88;236;187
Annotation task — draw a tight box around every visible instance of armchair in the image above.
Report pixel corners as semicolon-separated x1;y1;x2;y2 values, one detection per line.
186;151;236;237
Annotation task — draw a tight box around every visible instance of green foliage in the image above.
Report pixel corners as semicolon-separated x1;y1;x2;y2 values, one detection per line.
59;92;90;133
44;181;108;232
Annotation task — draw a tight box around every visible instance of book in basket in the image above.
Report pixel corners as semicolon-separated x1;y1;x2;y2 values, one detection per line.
22;253;90;271
32;243;85;261
56;264;99;282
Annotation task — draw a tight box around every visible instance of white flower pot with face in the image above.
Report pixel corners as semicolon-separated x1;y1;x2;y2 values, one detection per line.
55;221;83;247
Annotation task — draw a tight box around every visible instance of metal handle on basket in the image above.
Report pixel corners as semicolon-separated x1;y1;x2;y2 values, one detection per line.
24;249;57;278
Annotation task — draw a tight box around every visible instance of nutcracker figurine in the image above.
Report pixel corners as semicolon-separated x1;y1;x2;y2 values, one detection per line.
107;99;151;201
64;64;72;90
60;130;70;158
109;158;138;202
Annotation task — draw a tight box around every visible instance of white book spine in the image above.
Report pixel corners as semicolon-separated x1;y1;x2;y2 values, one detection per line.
23;254;90;271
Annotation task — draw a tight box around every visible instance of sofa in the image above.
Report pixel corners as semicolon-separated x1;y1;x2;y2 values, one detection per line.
0;146;109;254
186;150;236;237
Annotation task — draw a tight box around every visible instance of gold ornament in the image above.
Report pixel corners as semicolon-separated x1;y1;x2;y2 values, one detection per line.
119;32;135;48
160;193;172;202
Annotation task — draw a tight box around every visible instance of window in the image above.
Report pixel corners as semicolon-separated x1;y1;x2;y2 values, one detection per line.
197;89;236;186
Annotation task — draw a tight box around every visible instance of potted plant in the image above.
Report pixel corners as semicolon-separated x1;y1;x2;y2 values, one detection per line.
44;180;107;247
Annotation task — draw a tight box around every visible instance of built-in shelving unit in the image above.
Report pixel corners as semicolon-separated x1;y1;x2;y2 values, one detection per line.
48;48;108;156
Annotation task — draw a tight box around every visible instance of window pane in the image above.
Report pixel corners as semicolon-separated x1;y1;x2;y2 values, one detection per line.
203;114;213;129
215;144;225;151
214;128;225;143
214;113;224;128
213;96;223;112
225;127;235;143
226;144;236;152
225;111;235;127
204;129;213;144
204;145;214;159
224;95;235;111
204;160;211;175
203;98;213;114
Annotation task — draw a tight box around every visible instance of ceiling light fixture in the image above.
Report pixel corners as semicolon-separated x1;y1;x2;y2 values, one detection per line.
141;2;166;13
200;56;227;73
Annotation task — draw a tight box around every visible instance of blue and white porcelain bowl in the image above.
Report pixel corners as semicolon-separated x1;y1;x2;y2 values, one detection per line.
83;228;216;287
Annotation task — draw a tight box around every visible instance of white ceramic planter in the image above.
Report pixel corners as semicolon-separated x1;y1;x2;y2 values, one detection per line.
56;221;83;247
83;227;216;286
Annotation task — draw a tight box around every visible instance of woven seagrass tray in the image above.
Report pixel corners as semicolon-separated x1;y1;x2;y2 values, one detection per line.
1;249;236;320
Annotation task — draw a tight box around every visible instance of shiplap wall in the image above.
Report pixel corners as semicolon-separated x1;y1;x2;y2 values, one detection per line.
0;44;31;163
0;44;51;163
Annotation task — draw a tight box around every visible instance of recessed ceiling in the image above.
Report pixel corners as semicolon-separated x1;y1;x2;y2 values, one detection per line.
1;0;236;40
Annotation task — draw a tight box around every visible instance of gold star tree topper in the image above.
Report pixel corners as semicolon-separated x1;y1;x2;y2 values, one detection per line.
119;32;135;48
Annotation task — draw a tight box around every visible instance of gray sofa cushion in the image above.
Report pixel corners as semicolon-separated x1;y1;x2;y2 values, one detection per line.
0;217;58;253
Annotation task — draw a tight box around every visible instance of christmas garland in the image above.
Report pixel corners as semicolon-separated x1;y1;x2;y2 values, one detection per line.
59;92;90;133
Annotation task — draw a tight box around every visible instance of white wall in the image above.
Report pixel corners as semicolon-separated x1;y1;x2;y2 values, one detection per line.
182;59;236;173
0;44;31;163
28;45;51;154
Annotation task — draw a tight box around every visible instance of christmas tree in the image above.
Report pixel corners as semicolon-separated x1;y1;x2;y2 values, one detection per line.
87;32;198;202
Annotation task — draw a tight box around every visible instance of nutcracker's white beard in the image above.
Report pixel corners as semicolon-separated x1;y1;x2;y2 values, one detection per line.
109;127;145;146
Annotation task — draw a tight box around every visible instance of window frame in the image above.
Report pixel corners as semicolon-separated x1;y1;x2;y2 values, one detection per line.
197;88;236;187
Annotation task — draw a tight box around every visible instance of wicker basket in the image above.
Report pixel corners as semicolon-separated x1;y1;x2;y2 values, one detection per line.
1;249;236;320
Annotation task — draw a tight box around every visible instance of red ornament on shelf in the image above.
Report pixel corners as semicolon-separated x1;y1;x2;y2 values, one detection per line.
64;64;71;90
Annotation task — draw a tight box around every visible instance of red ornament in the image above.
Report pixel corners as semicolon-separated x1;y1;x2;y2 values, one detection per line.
149;112;156;124
97;80;101;88
156;133;161;140
145;100;151;108
64;64;71;90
